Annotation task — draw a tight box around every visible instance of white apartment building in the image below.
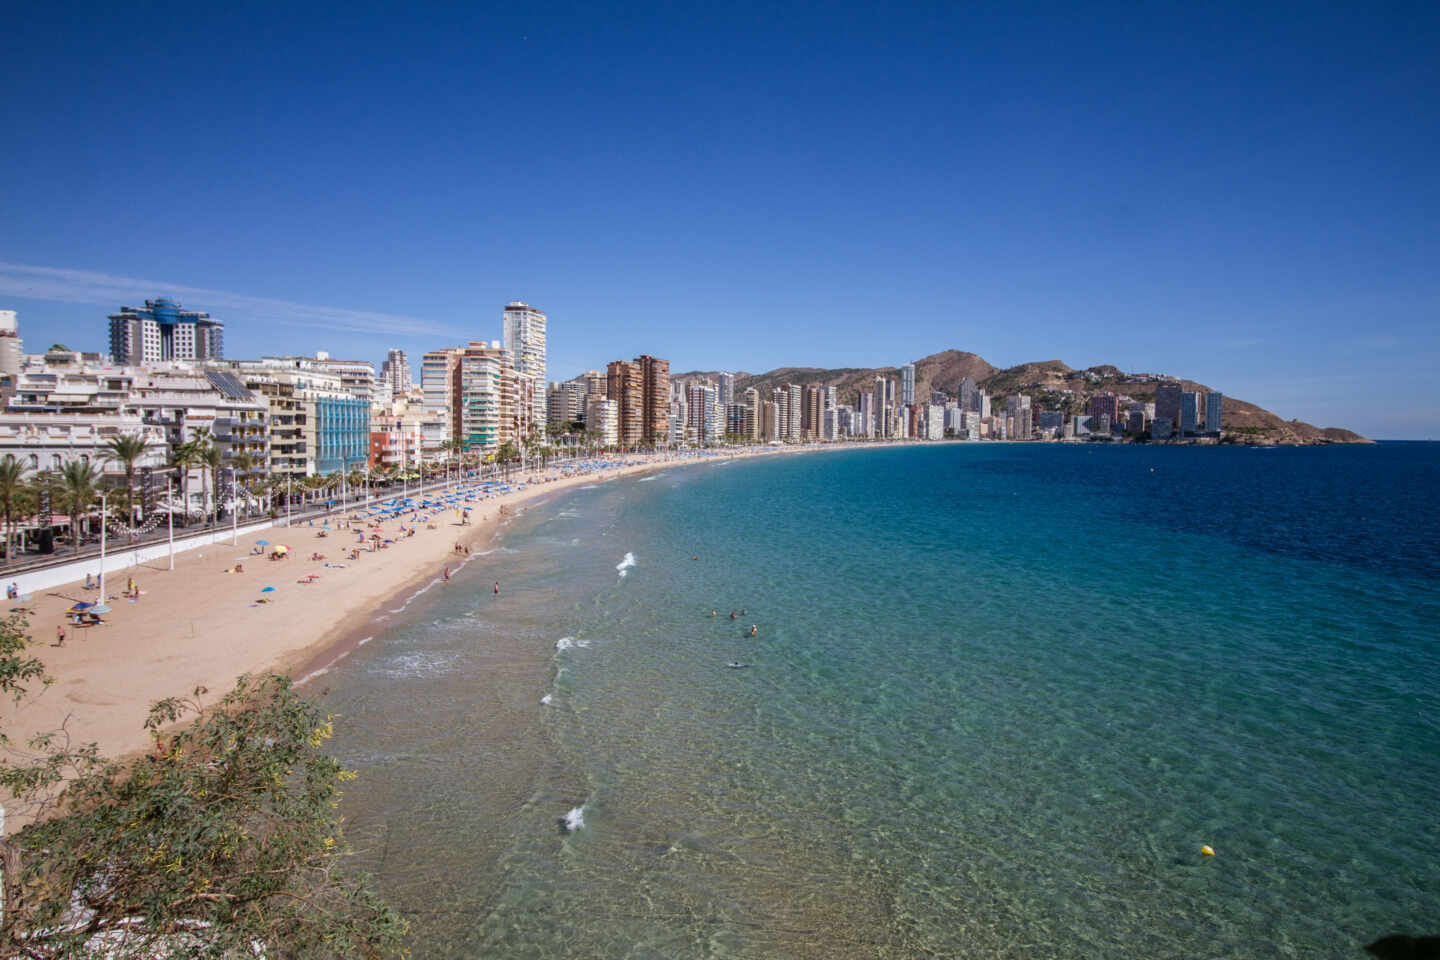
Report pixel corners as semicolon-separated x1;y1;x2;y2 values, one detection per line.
503;301;547;430
585;396;618;446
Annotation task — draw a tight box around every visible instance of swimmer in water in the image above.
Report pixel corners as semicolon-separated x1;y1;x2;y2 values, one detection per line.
710;609;717;617
740;608;747;615
729;611;736;620
749;625;758;637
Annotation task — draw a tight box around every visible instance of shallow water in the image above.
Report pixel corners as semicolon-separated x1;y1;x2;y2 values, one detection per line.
323;442;1440;958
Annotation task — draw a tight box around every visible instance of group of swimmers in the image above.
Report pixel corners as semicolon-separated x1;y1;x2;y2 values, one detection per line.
710;608;758;637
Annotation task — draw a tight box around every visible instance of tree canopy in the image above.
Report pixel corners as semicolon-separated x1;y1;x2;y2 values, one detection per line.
0;615;405;958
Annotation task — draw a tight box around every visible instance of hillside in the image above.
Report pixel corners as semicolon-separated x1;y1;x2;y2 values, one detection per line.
677;351;1366;444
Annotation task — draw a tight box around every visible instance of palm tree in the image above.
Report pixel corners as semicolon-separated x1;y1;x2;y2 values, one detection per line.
172;441;199;523
103;432;153;530
201;445;224;524
232;451;258;518
0;455;29;560
58;459;102;551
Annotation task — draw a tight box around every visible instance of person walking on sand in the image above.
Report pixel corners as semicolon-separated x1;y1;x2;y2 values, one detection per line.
493;581;500;596
55;624;66;647
443;567;450;583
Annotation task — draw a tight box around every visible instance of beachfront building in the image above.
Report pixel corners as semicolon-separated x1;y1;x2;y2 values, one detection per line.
229;360;364;477
1205;392;1224;435
1179;392;1201;435
1154;383;1182;428
1088;392;1119;423
924;404;944;440
503;301;547;429
585;396;618;446
108;298;224;366
741;387;761;441
1006;395;1033;440
716;372;735;409
606;354;669;447
685;383;721;443
901;363;916;407
420;347;462;457
761;400;779;441
458;341;515;455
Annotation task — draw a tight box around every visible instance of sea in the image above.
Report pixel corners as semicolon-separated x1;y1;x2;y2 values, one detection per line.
319;442;1440;959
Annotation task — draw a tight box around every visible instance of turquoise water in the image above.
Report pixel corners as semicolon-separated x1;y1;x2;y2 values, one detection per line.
323;443;1440;958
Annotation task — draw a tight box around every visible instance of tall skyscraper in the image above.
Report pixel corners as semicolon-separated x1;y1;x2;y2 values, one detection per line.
502;301;547;430
421;347;463;448
958;376;977;412
381;349;412;395
1180;391;1201;435
1154;383;1183;428
802;385;823;439
872;377;887;438
1205;392;1224;435
458;341;514;452
108;297;224;365
901;363;916;406
716;372;735;408
606;354;669;447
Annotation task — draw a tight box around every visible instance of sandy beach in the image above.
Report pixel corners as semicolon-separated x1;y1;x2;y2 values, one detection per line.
0;444;835;819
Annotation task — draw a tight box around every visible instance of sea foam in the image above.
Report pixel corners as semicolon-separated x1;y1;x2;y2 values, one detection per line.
616;552;636;577
555;636;590;652
561;805;585;833
540;693;553;706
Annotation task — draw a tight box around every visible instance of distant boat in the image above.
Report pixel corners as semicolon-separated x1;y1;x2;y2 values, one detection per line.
726;661;749;669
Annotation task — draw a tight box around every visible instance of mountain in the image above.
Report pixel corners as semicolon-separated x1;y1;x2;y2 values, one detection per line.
676;351;1366;444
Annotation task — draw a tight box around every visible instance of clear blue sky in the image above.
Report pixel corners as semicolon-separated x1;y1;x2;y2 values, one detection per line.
1;1;1435;437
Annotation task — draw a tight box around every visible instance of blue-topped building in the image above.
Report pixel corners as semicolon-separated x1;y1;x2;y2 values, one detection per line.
316;395;370;475
108;297;224;365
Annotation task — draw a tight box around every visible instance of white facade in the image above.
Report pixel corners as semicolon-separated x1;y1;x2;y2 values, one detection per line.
585;396;618;446
925;404;944;440
503;301;547;430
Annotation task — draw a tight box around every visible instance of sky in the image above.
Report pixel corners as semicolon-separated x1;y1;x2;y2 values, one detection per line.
1;1;1436;438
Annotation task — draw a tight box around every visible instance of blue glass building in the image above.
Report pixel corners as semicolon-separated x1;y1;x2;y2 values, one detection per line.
316;396;370;475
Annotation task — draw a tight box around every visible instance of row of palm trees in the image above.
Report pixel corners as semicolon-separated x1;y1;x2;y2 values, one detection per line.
0;428;621;562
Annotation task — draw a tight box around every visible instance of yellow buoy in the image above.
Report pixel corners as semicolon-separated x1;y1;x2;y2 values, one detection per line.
1201;845;1215;857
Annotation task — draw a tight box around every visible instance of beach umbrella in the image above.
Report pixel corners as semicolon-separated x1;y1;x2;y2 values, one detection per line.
273;545;290;554
256;540;269;546
68;601;95;612
261;586;277;593
91;604;111;614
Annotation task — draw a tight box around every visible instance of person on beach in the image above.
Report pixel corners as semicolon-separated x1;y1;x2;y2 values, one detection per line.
443;567;450;583
493;581;500;595
55;624;65;647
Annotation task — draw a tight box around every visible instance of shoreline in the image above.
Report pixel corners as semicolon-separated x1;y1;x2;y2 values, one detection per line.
1;442;879;827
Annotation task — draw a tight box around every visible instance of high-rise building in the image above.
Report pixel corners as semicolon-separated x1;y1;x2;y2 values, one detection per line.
308;352;376;403
502;301;547;429
1154;383;1182;428
901;363;916;406
1179;391;1201;435
1088;392;1118;422
872;378;886;438
108;298;224;365
958;376;977;412
381;349;412;395
716;372;735;409
458;341;514;453
606;354;669;447
802;385;824;439
742;387;761;440
686;383;721;442
785;385;802;442
585;396;618;446
761;400;779;441
421;347;463;453
1006;394;1033;440
1205;392;1224;435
